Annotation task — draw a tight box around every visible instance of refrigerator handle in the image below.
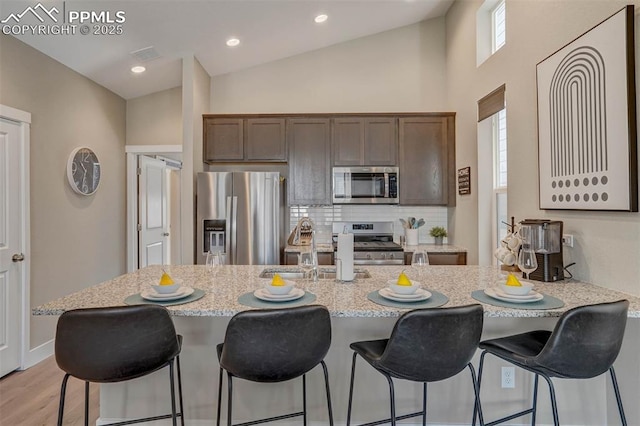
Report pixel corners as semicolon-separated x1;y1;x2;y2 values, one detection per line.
266;177;277;263
225;196;232;263
231;196;238;265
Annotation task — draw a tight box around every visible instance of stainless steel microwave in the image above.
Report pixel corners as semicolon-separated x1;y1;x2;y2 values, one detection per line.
332;167;399;204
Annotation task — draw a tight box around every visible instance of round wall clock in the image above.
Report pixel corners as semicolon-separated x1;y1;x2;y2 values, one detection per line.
67;147;101;195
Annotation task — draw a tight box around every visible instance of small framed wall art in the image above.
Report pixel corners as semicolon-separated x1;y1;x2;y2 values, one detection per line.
458;167;471;195
536;6;637;211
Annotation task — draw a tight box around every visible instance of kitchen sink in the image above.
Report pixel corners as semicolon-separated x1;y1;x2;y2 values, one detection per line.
259;267;371;280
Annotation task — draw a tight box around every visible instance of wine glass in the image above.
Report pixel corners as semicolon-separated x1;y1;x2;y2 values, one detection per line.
517;226;538;280
411;250;429;282
298;252;314;285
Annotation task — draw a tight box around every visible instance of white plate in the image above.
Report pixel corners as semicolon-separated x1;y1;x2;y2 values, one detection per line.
484;287;543;304
493;286;540;300
379;287;431;302
386;279;421;287
141;287;194;301
382;288;429;300
254;287;304;302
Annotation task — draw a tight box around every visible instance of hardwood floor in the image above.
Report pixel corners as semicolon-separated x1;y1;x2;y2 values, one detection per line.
0;356;99;425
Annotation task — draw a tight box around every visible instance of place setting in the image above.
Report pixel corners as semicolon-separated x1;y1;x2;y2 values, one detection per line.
124;270;205;306
367;271;448;309
471;273;564;310
238;273;316;308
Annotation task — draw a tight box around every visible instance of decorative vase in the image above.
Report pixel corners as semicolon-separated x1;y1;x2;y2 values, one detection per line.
434;236;444;245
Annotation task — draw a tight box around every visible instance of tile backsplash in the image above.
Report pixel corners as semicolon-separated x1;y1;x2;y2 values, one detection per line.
289;205;448;244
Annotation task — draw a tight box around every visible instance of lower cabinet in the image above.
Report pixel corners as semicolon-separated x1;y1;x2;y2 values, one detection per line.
285;252;334;266
404;251;467;265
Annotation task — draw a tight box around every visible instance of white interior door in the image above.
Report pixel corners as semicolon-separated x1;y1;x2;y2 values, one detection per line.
139;156;169;267
0;118;23;377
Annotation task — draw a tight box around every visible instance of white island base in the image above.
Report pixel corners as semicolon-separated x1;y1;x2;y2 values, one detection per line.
98;316;639;426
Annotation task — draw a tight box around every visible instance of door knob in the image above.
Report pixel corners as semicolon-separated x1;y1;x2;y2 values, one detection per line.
12;253;25;262
163;232;170;237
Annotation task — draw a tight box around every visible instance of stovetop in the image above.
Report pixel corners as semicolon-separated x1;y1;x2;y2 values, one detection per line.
331;221;403;252
331;240;402;252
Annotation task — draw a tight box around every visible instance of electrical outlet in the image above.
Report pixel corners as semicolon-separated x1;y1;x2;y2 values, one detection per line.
562;234;574;248
501;366;515;388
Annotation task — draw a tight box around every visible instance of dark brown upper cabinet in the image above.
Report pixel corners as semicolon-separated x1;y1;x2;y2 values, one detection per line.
203;117;286;162
287;118;331;206
399;115;455;206
332;117;397;166
204;118;244;161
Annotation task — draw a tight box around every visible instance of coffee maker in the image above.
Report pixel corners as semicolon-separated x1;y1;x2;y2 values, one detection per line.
520;219;564;282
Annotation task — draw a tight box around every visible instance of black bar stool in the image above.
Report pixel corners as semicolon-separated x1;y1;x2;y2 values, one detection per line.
216;305;334;426
474;300;629;426
55;305;185;426
346;304;484;426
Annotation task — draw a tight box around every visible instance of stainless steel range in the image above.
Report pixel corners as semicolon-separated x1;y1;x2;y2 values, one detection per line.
332;222;404;265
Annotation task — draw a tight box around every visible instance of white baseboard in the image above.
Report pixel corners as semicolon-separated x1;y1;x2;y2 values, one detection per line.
22;338;54;369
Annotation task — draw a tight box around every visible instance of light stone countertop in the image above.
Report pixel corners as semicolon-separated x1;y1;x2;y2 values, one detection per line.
33;265;640;318
284;243;466;253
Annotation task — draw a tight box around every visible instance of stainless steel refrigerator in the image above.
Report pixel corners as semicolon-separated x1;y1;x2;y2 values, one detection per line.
196;172;284;265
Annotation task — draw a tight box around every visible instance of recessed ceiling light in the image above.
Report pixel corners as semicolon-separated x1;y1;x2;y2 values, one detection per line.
314;14;328;24
226;38;240;47
131;65;146;73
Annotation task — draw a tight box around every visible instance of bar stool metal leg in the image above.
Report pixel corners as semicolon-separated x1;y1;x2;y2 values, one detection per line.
610;367;628;426
169;360;178;426
320;360;334;426
227;372;233;426
84;381;90;426
467;363;482;426
539;373;559;426
531;374;539;426
346;352;358;426
384;373;396;426
302;374;307;426
176;356;185;426
472;351;488;426
57;373;71;426
422;383;427;426
217;368;223;426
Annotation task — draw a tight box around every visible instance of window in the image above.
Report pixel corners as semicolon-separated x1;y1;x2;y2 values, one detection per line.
493;109;508;254
477;0;506;65
492;0;506;53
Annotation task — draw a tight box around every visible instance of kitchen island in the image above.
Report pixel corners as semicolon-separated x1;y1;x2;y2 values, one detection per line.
34;265;640;425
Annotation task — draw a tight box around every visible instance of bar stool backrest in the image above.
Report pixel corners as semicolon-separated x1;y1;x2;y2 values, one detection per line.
534;300;629;379
377;304;484;382
55;305;181;383
219;305;331;382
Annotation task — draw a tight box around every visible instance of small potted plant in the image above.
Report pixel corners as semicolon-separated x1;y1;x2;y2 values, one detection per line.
429;226;447;245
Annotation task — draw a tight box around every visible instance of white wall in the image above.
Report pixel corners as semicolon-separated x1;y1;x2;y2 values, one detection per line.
210;18;447;113
446;3;640;423
446;0;640;296
182;56;211;264
126;87;182;146
0;34;126;348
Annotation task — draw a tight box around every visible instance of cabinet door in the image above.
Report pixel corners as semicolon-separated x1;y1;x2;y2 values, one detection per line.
287;118;331;205
333;117;397;166
203;118;244;162
365;117;397;165
399;116;454;205
333;118;364;166
246;118;287;161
